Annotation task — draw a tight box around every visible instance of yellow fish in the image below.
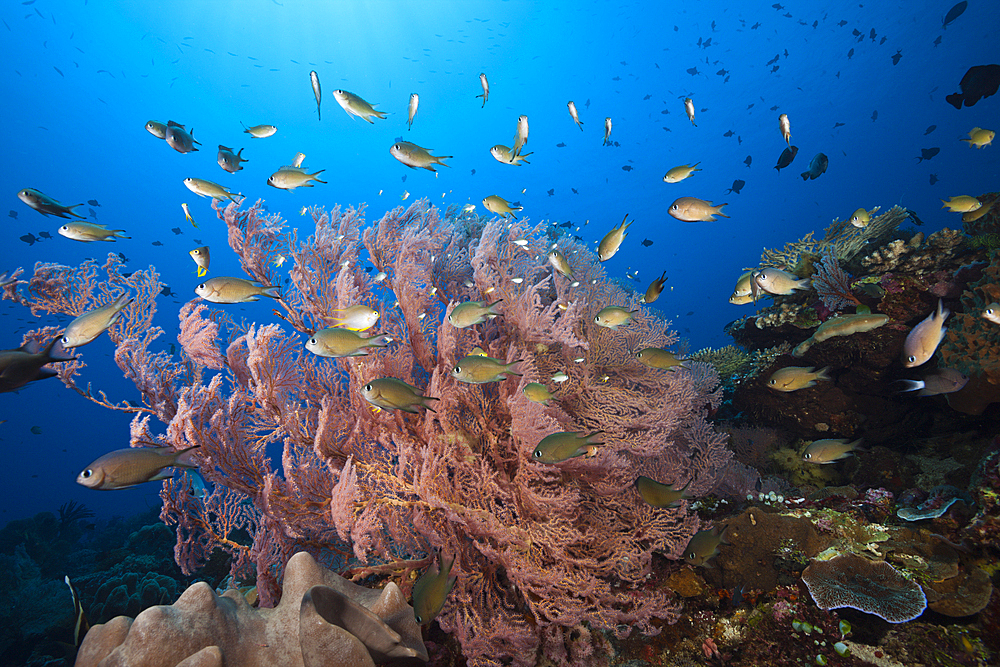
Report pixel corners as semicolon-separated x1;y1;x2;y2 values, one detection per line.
310;70;322;120
532;431;603;464
451;354;521;384
662;163;701;183
482;195;522;219
635;348;686;370
413;552;456;624
548;250;575;281
941;195;981;213
683;525;729;567
390;141;451;171
267;169;327;191
361;377;437;413
597;214;632;261
643;271;668;304
684;97;697;126
58;222;129;242
668;197;728;222
77;445;200;490
522;382;555;405
306;327;391;358
189;246;210;277
902;299;949;367
61;294;134;348
490;144;531;165
962;127;994;149
333;89;387;123
778;113;791;144
194;277;279;303
567;100;584;130
754;268;810;296
849;208;871;228
512;115;529;156
181;202;198;228
241;122;277;138
635;476;693;508
593;306;637;330
448;300;503;328
325;305;379;331
983;302;1000;325
767;366;831;391
802;438;863;464
407;93;419;129
183;177;242;202
145;120;167;139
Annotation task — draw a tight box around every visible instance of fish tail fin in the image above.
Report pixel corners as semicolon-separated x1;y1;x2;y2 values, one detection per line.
894;379;925;393
196;267;207;277
578;121;584;130
510;211;519;220
800;171;810;180
112;230;130;240
436;156;453;167
260;286;281;299
173;444;202;467
716;204;730;218
368;334;393;348
815;366;832;382
312;170;328;183
67;204;86;219
237;148;248;161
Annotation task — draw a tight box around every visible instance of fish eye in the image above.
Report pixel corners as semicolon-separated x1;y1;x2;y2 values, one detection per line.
82;468;92;478
768;379;776;385
61;336;69;344
907;355;917;363
670;204;678;210
687;552;695;559
533;450;541;458
415;613;423;623
309;338;317;346
803;453;811;459
988;308;996;316
364;383;372;392
454;366;462;373
197;283;205;290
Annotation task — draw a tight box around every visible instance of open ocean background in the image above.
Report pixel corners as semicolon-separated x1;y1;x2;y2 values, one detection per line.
0;0;997;524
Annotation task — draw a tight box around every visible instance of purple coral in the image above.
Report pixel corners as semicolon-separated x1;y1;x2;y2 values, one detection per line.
801;553;926;623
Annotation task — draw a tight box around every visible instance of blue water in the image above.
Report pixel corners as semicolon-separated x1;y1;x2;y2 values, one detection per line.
1;0;997;523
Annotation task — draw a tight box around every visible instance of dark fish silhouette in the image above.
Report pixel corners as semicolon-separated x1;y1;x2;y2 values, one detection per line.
847;48;854;59
946;64;1000;109
752;22;761;29
770;105;779;111
38;231;52;239
8;210;16;219
171;227;182;235
771;65;779;73
942;1;967;28
621;165;633;172
641;239;653;247
880;36;887;45
20;233;37;245
160;285;176;297
872;110;878;121
470;169;475;175
800;153;829;180
117;252;128;262
870;28;877;41
686;67;699;76
852;28;862;39
401;175;407;182
774;145;799;171
916;147;940;162
547;189;554;197
766;54;780;66
556;142;566;148
87;199;100;206
643;94;651;100
584;99;590;109
611;76;621;81
929;174;939;185
661;108;670;115
744;155;752;168
558;221;572;228
891;50;903;65
925;125;936;135
152;240;163;246
88;207;97;218
723;130;734;137
725;179;746;194
837;20;848;26
833;122;846;128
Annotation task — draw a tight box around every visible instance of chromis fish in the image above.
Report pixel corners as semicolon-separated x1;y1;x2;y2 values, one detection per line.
241;122;277;138
603;117;613;145
333;89;387;123
903;299;949;367
58;222;129;242
662;163;701;183
849;208;871;228
185;469;209;499
594;306;637;330
449;299;503;328
490;144;531;165
643;271;668;304
17;188;84;218
145;120;167;139
183;177;242;202
548;250;575;281
597;214;632;261
181;202;198;228
451;353;521;384
217;145;249;173
305;327;392;357
194;277;279;303
668;197;729;222
406;93;418;129
753;268;809;295
897;368;968;396
390;141;452;171
413;552;456;625
941;195;981;213
802;438;863;464
635;476;693;508
476;73;489;107
0;337;75;393
684;97;697;126
774;145;799;171
963;199;994;223
729;271;755;304
800;152;829;180
683;525;729;567
325;305;379;331
522;382;555;405
779;113;791;144
983;302;1000;324
767;366;831;391
636;348;687;370
77;445;200;490
361;377;438;413
165;121;201;153
532;431;603;464
310;70;322;120
567;101;584;130
482;195;522;220
267;168;327;191
189;246;210;277
962;127;994;148
512;115;529;156
61;294;133;348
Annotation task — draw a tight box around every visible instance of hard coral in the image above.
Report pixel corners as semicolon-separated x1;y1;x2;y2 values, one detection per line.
801;553;926;623
76;551;427;667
